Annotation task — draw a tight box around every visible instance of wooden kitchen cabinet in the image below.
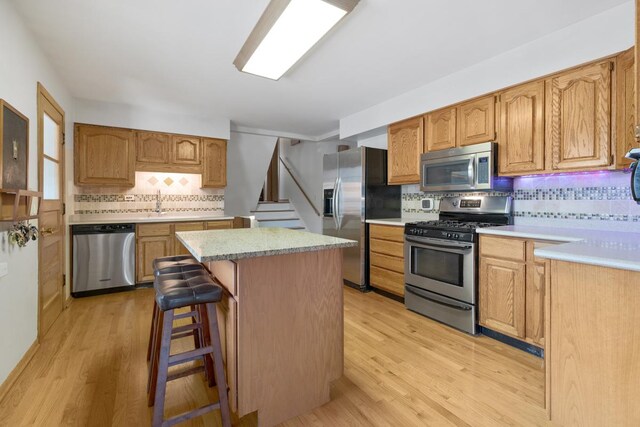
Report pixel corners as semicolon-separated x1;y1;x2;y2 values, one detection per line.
137;235;173;282
369;224;404;297
215;288;238;413
616;48;638;169
546;60;613;171
136;131;171;167
457;95;496;146
387;117;424;185
174;221;205;255
424;107;457;152
74;124;135;187
526;257;547;347
498;81;546;174
172;135;201;166
206;219;234;230
202;138;228;188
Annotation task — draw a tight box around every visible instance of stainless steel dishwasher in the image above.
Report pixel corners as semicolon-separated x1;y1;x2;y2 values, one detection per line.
72;223;136;296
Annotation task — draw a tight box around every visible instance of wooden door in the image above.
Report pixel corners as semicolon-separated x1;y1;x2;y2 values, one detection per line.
74;124;135;186
546;61;613;170
457;95;496;146
136;236;172;282
174;222;205;255
479;257;526;339
172;135;201;165
216;290;238;413
387;117;423;185
498;81;546;174
202;138;227;188
136;131;170;166
425;107;457;152
616;48;637;169
37;84;65;337
526;259;546;347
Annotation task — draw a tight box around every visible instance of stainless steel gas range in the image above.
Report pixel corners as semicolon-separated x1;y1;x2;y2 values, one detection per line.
404;196;513;335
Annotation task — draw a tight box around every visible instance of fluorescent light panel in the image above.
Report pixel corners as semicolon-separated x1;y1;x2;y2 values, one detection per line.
235;0;357;80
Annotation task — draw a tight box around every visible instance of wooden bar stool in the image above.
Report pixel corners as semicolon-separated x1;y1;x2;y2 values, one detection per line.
149;271;231;427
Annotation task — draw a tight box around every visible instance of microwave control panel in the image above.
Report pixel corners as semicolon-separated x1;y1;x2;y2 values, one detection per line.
477;156;490;184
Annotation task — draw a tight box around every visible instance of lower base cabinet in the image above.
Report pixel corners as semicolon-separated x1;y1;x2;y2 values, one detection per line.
215;287;238;413
368;224;405;297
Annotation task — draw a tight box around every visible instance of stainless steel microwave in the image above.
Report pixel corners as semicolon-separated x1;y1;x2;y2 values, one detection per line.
420;142;512;192
626;148;640;203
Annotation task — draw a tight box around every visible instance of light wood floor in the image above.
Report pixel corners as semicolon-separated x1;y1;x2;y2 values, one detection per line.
0;287;552;426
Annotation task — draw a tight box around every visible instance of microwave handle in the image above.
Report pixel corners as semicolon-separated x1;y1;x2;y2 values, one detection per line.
467;156;476;187
632;162;639;201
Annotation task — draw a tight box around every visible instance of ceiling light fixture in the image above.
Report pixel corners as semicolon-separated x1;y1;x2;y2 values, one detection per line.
234;0;359;80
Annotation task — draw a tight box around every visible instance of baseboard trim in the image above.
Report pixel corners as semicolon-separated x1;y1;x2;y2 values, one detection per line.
0;340;39;404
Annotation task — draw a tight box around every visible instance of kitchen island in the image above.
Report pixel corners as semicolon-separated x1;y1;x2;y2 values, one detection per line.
176;228;356;426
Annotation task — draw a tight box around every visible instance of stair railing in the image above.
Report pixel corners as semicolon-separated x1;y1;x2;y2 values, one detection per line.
278;156;322;217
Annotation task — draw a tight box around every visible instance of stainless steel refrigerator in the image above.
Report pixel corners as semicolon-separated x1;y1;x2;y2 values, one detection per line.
322;147;401;291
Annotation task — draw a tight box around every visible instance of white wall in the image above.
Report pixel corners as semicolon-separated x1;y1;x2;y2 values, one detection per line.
0;0;74;386
279;139;356;233
73;98;230;139
224;132;278;216
357;131;387;150
340;1;635;138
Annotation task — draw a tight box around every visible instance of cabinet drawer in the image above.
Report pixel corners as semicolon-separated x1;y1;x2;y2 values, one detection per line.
370;266;404;297
370;252;404;274
206;260;237;296
480;235;526;262
370;238;404;258
137;223;172;237
174;222;205;232
369;224;404;243
206;220;234;230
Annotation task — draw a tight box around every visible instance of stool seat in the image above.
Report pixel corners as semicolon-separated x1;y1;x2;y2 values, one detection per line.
153;255;202;276
155;272;223;311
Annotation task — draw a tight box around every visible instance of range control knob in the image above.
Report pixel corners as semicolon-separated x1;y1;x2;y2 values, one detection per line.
447;233;452;238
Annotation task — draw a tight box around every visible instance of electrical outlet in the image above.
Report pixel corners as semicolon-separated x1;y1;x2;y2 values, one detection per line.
421;198;435;211
124;195;135;201
0;262;8;278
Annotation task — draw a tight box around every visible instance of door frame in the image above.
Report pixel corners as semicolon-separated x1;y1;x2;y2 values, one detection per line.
37;82;66;339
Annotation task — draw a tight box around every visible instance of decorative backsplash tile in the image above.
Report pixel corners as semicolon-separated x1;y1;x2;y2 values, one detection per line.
73;172;224;215
401;171;640;230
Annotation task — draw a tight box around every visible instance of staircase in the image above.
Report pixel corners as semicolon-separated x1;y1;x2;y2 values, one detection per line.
251;200;306;230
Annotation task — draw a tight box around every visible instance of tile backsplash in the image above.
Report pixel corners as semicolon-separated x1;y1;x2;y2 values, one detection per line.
402;171;640;231
74;172;224;215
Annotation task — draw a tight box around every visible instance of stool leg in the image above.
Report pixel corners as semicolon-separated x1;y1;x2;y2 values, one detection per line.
152;309;175;427
147;301;158;362
147;309;164;402
206;303;231;427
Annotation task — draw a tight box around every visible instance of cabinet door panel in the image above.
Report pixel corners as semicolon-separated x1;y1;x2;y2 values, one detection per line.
616;48;637;169
457;95;496;146
387;117;423;185
75;124;135;186
215;291;238;413
425;108;457;152
526;260;546;347
172;136;201;165
479;257;526;339
136;131;170;165
499;81;545;174
136;236;172;282
547;61;612;170
202;138;227;188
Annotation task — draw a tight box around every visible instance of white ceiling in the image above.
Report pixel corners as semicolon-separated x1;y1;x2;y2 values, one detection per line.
11;0;630;138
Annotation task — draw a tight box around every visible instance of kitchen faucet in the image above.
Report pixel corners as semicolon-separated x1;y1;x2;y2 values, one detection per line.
155;189;163;214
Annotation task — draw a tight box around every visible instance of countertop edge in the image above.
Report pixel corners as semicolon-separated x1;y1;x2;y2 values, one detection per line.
476;228;582;242
365;219;408;227
68;215;235;225
534;249;640;272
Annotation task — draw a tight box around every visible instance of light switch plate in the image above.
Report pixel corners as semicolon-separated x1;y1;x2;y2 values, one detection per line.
124;195;135;201
0;262;8;278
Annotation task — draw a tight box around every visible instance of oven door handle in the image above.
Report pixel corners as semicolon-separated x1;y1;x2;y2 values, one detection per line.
406;286;472;311
405;237;473;251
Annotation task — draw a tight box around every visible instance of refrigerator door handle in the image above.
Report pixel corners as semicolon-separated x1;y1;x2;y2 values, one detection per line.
335;177;342;230
332;177;340;229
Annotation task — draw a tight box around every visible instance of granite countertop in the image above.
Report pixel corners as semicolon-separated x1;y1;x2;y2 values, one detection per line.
365;218;411;227
176;228;358;262
477;225;640;272
68;213;234;225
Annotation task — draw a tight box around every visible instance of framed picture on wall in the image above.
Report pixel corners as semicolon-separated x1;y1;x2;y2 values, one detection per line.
0;99;29;190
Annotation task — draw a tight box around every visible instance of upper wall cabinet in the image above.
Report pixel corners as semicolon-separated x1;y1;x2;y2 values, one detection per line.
424;107;457;152
387;117;424;185
546;60;613;171
457;95;496;146
616;48;637;169
202;138;227;188
498;81;546;174
136;131;171;167
75;124;135;187
172;136;201;166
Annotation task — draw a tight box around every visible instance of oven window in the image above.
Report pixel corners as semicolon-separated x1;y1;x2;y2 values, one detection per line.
411;247;463;286
424;161;470;186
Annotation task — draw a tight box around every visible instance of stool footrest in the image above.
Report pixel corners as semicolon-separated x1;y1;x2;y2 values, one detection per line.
167;365;205;382
171;331;197;340
172;323;201;334
169;346;213;367
162;402;222;427
174;311;198;320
